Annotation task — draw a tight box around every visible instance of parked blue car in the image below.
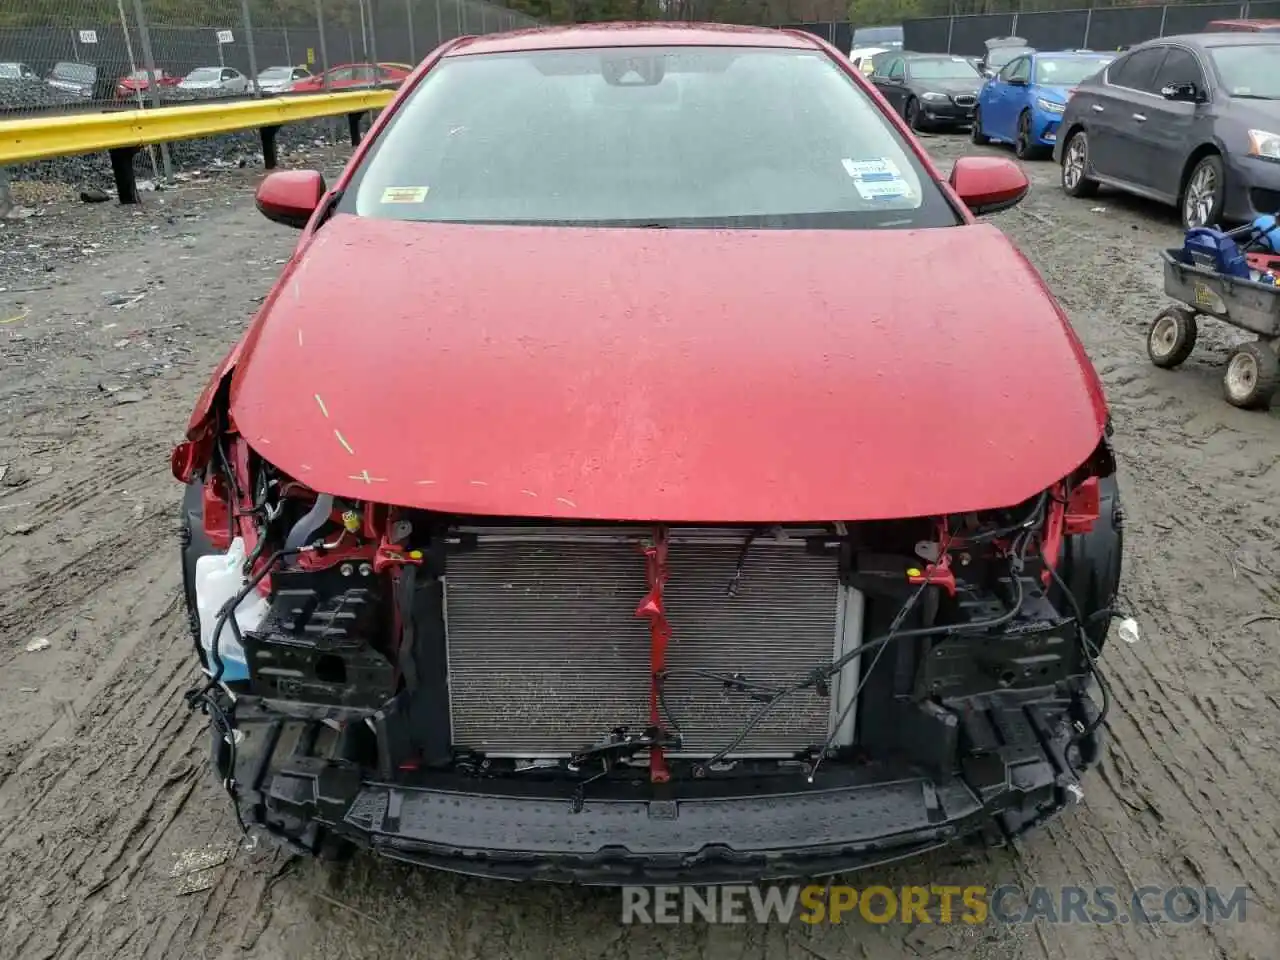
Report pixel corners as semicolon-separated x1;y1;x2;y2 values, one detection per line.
972;51;1116;159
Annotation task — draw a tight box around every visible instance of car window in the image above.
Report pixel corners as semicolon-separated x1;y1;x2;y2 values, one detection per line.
1208;43;1280;98
343;46;961;230
53;62;94;81
186;67;222;81
1033;56;1113;85
997;57;1022;81
989;47;1033;71
907;57;981;80
222;69;237;80
887;57;905;79
1108;47;1166;92
353;65;376;83
1154;48;1204;89
294;68;310;78
1005;57;1031;82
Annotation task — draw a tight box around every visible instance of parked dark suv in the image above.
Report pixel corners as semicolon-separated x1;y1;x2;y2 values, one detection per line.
1055;33;1280;227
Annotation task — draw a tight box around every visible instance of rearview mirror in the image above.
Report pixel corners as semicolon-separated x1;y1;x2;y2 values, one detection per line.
1161;81;1201;103
949;156;1029;215
255;170;325;229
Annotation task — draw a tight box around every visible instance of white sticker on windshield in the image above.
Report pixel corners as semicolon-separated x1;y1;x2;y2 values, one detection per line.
842;157;902;181
842;158;911;200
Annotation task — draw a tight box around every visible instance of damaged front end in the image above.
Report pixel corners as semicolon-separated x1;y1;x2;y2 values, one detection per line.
174;424;1123;883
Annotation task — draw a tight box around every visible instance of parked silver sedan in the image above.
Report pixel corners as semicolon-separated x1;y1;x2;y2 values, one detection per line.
178;66;249;95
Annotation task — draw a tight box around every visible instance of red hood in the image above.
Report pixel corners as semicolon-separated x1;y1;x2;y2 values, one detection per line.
229;215;1106;522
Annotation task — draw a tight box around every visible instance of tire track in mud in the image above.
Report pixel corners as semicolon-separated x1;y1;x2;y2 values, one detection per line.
941;137;1280;958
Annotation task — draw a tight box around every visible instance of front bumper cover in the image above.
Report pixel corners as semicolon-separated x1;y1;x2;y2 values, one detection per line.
222;692;1100;884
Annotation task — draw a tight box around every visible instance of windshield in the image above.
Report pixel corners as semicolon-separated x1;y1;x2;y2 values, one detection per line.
345;46;957;229
909;57;980;80
258;67;292;79
988;46;1032;68
1211;43;1280;97
53;62;93;80
0;64;22;79
185;68;222;81
853;27;903;46
1034;55;1112;85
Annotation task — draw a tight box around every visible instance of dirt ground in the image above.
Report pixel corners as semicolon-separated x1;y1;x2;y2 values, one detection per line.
1;133;1279;960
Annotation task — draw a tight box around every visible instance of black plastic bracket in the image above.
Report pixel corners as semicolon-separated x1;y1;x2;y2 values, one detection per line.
347;112;363;147
260;124;282;169
109;146;140;204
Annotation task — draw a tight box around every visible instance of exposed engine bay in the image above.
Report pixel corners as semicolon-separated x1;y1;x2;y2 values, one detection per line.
174;420;1124;882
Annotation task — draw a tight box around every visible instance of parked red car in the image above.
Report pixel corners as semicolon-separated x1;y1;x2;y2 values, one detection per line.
114;68;181;98
286;62;410;92
175;22;1123;883
1205;18;1280;32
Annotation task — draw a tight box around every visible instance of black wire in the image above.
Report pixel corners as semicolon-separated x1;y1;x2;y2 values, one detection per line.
696;519;1041;778
204;547;300;689
1045;557;1113;747
945;491;1049;545
806;566;937;783
185;686;250;835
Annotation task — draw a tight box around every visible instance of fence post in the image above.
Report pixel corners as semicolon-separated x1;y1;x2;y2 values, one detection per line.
435;0;445;44
315;0;331;90
127;0;172;179
407;0;416;61
480;3;487;33
1158;4;1169;37
368;0;380;66
945;16;954;53
239;0;261;96
0;168;11;219
1083;8;1092;49
456;0;464;38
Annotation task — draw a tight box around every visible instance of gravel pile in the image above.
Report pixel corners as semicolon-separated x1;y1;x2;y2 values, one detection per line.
0;79;83;112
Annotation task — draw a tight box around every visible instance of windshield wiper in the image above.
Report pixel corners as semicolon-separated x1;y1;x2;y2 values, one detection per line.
1232;93;1279;100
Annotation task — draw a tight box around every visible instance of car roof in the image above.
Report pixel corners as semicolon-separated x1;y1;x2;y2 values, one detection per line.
1033;50;1112;58
448;22;823;57
1140;31;1280;48
1208;18;1280;28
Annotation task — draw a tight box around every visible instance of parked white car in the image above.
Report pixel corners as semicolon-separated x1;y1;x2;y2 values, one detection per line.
178;66;249;94
254;65;312;94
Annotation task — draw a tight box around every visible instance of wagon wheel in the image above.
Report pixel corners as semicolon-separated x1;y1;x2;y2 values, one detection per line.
1146;306;1198;369
1222;342;1280;410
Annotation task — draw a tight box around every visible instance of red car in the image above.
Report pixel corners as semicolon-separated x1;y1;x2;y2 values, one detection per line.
1205;18;1280;32
174;22;1123;882
114;68;181;98
286;61;410;92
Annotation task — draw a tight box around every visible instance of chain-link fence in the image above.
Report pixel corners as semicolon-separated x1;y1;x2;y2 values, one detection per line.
905;0;1279;54
0;0;539;115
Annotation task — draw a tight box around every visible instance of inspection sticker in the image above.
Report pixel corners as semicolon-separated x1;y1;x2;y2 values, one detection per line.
381;186;429;204
842;158;910;200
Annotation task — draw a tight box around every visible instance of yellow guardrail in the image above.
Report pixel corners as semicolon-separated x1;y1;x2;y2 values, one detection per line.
0;89;395;201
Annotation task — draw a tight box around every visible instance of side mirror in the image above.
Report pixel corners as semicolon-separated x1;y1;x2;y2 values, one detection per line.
1008;76;1028;86
949;156;1030;215
1161;81;1201;103
255;170;325;229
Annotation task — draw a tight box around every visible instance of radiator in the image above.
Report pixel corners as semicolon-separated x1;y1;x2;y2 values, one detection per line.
443;527;864;759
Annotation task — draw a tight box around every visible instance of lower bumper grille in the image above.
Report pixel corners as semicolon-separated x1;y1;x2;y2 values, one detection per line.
443;528;862;759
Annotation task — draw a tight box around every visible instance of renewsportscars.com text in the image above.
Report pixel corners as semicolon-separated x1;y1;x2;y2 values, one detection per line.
620;884;1249;925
